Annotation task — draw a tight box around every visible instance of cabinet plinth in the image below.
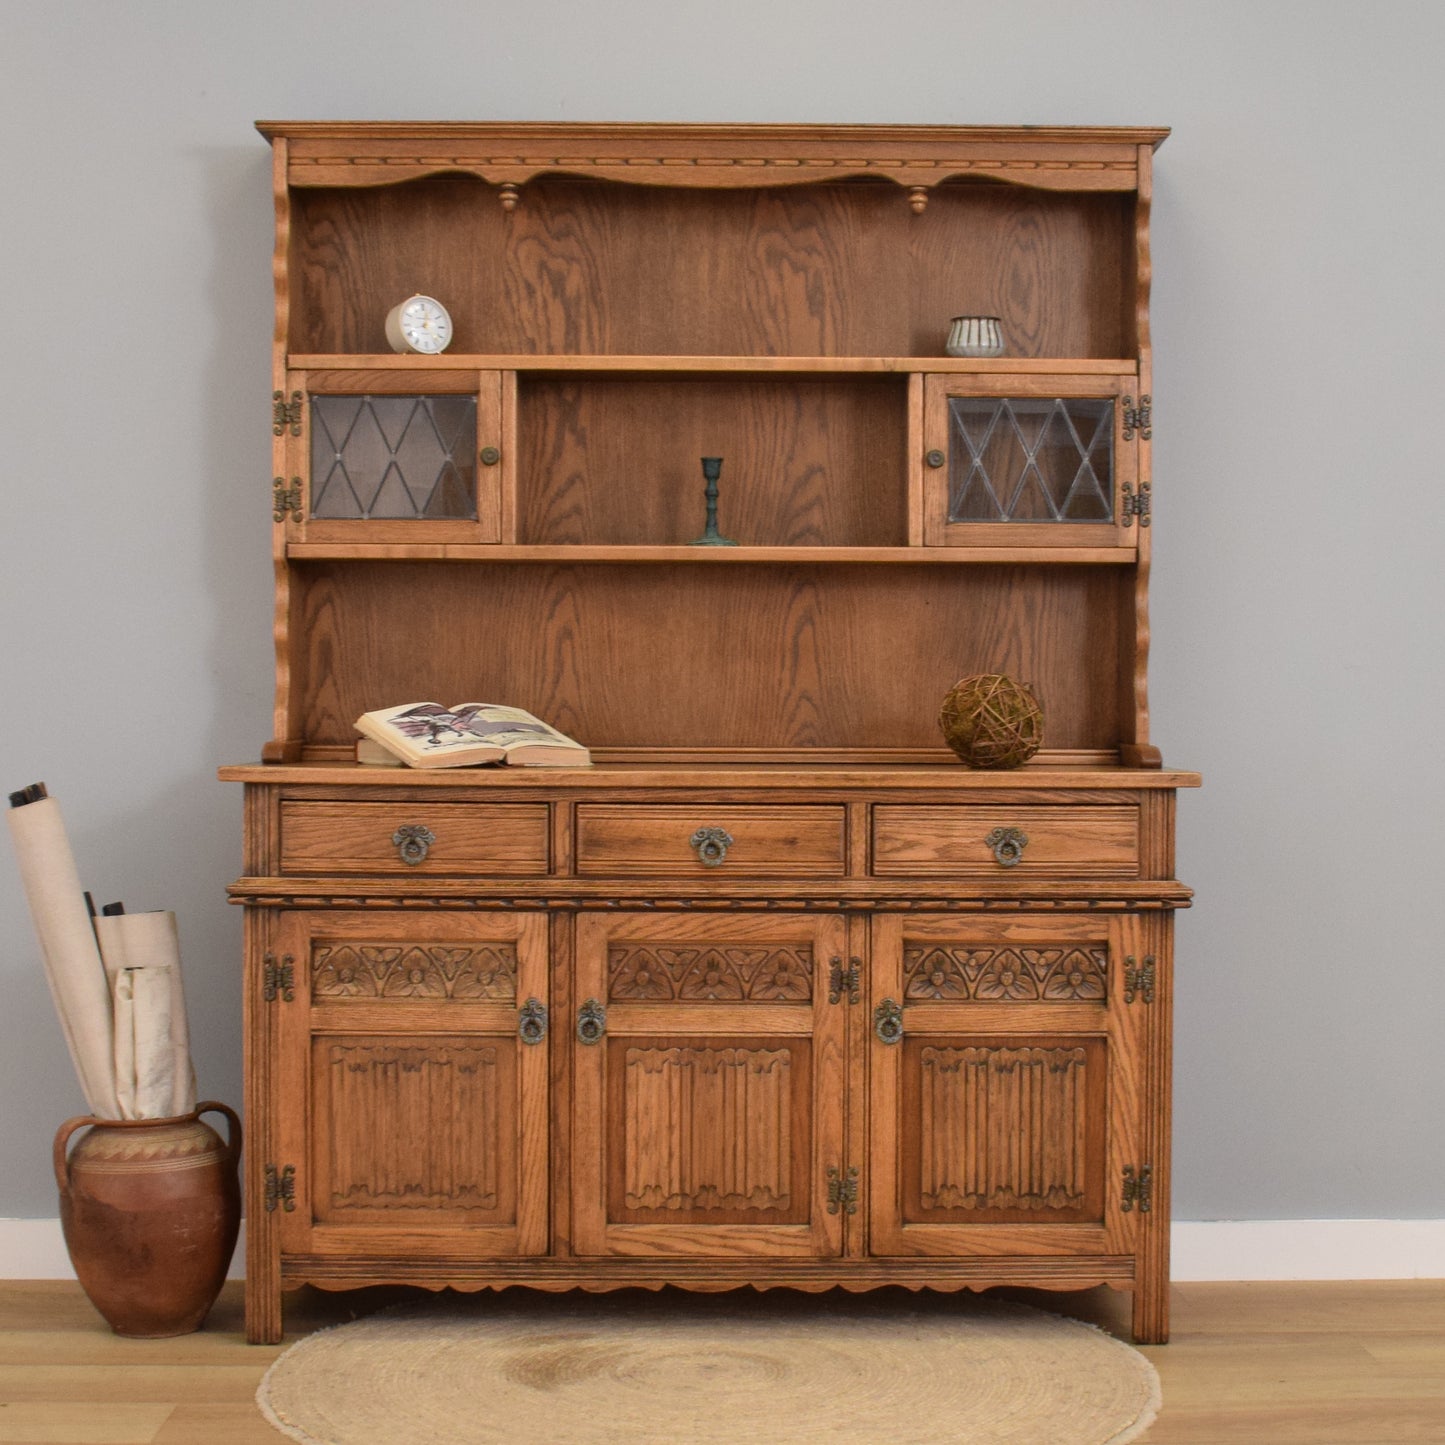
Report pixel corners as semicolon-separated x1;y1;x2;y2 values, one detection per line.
229;121;1193;1345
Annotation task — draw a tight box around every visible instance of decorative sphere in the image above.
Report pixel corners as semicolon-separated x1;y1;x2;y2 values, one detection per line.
938;674;1043;769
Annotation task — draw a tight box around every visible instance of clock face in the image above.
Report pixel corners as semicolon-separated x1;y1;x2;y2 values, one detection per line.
386;295;453;354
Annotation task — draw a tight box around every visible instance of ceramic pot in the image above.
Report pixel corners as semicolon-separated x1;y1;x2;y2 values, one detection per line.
945;315;1005;357
54;1101;241;1337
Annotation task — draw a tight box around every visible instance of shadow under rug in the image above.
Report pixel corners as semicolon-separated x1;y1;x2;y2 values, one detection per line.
258;1291;1160;1445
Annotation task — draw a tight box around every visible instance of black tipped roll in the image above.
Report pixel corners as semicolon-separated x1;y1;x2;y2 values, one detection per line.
8;782;49;808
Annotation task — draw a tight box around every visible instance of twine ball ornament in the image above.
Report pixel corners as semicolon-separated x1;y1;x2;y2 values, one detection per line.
939;674;1043;769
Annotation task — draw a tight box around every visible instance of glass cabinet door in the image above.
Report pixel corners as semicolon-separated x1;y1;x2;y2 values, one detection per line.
922;374;1142;548
278;369;505;544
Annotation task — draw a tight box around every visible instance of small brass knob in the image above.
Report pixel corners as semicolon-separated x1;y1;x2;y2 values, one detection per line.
925;449;946;469
480;446;501;466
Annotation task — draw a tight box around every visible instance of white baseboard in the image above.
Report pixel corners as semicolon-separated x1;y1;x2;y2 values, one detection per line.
1;1218;1441;1283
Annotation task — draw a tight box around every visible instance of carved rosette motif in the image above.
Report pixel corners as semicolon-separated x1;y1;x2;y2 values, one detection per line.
607;944;812;1002
623;1047;792;1212
311;943;518;1001
918;1045;1089;1212
903;945;1106;1002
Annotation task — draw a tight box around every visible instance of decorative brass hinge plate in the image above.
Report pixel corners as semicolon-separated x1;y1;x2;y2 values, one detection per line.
827;956;861;1006
1121;1164;1153;1214
264;1164;296;1213
262;953;295;1003
1123;955;1156;1005
1122;394;1152;441
273;477;303;523
1121;481;1151;527
826;1164;859;1215
273;390;303;437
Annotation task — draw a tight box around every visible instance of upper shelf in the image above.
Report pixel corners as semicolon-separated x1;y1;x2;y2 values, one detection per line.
289;355;1138;376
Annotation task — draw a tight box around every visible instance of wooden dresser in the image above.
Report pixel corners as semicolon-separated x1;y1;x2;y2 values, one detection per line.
223;122;1198;1344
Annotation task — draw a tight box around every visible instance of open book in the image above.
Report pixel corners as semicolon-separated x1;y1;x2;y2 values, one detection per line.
355;702;591;769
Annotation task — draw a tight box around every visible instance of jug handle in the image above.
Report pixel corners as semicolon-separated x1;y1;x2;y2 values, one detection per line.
197;1101;243;1169
52;1116;104;1197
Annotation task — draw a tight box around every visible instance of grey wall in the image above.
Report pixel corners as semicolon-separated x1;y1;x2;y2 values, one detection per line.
2;1;1441;1222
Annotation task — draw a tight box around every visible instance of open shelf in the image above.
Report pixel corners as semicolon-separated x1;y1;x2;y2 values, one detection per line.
289;354;1139;376
286;543;1138;563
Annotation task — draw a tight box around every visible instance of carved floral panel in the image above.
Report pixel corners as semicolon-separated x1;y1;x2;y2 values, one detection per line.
312;943;518;1001
608;944;813;1002
903;945;1106;1003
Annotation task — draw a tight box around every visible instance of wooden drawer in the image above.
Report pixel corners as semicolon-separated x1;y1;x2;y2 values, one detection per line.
872;805;1139;877
575;805;846;877
279;802;550;875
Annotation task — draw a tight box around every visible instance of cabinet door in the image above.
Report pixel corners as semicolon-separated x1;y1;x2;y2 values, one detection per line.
273;911;548;1260
869;914;1145;1258
921;373;1141;548
573;913;847;1258
279;368;505;545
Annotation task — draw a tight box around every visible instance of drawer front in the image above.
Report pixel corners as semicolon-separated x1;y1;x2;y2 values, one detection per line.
575;805;847;877
280;802;550;875
872;805;1139;877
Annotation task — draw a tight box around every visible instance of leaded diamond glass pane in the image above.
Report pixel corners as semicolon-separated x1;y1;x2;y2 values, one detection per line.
947;397;1114;524
310;395;477;520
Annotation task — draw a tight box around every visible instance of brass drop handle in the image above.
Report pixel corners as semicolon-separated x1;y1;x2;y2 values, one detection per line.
690;826;734;867
577;998;607;1045
392;824;436;866
985;826;1028;868
874;999;904;1045
518;998;548;1045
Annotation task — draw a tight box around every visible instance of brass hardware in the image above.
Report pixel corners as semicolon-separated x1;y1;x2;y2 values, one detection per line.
828;956;862;1006
690;826;734;867
1121;1164;1153;1214
577;998;607;1045
272;477;303;524
925;448;946;469
518;998;548;1045
826;1164;859;1215
264;1164;296;1214
392;824;436;866
985;826;1029;868
1123;955;1156;1005
480;445;501;466
1122;394;1152;441
273;390;303;437
1121;481;1152;527
262;953;295;1003
873;998;903;1045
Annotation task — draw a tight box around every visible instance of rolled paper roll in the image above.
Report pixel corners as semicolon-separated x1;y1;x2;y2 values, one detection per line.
113;967;179;1120
6;795;120;1118
96;911;196;1118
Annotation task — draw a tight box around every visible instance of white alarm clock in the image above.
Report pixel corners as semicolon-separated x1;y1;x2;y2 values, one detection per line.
385;294;453;354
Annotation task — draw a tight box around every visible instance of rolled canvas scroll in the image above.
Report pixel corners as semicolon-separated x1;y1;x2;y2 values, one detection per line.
113;967;180;1119
6;797;120;1118
96;912;197;1119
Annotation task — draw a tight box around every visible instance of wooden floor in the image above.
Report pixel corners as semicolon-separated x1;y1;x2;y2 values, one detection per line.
0;1280;1441;1443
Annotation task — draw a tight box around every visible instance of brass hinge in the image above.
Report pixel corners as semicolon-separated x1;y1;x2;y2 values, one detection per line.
826;1164;859;1215
1123;955;1156;1005
273;477;303;523
262;953;295;1003
1121;481;1151;527
264;1164;296;1213
827;955;861;1006
1121;1164;1153;1214
273;390;303;437
1122;394;1152;441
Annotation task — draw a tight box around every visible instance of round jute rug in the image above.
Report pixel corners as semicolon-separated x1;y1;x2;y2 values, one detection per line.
257;1293;1160;1445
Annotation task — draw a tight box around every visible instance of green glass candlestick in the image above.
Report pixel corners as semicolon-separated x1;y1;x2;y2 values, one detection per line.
689;456;738;546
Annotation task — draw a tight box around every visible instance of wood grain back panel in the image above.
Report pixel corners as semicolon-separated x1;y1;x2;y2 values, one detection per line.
292;562;1126;753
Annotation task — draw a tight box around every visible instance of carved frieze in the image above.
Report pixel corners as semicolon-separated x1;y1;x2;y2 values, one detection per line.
903;945;1106;1002
608;944;813;1002
311;943;518;1001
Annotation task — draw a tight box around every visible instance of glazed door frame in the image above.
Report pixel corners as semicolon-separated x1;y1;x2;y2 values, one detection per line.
273;909;549;1260
868;912;1145;1258
572;912;848;1259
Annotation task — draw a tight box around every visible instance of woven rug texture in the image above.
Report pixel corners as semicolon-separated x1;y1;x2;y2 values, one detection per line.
258;1293;1161;1445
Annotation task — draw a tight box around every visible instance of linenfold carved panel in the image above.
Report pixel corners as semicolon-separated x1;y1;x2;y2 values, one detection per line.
608;944;813;1002
918;1045;1089;1211
312;943;518;1000
322;1041;504;1212
904;945;1106;1002
622;1046;792;1211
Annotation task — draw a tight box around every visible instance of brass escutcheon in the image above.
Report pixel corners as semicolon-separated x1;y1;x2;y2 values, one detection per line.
690;826;734;867
874;998;904;1045
392;824;436;866
518;998;548;1045
985;826;1028;868
577;998;607;1045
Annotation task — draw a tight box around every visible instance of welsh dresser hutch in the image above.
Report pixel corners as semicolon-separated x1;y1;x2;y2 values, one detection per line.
222;122;1198;1345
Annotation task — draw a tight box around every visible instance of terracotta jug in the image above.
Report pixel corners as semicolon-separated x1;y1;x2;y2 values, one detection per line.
54;1101;241;1337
